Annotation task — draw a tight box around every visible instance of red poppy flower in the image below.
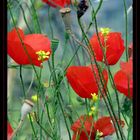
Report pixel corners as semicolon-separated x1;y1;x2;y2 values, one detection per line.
90;32;125;65
8;28;51;67
42;0;71;8
8;122;13;140
66;65;108;98
114;58;133;98
71;115;125;140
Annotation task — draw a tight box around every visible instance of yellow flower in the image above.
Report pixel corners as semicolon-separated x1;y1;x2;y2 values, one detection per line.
31;95;38;102
43;81;54;88
36;50;50;61
100;27;111;37
89;106;97;116
43;81;49;88
91;93;98;102
91;106;96;111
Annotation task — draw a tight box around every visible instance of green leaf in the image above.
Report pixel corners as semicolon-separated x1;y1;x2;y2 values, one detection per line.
121;97;132;116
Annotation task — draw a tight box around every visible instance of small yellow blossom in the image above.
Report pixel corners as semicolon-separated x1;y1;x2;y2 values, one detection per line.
91;93;98;102
31;95;38;102
43;81;54;88
91;106;96;111
100;27;111;37
89;106;97;116
36;50;50;61
43;81;49;88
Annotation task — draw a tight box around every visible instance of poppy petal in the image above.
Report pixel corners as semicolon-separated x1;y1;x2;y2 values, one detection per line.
8;28;51;67
42;0;70;7
8;28;24;42
66;66;98;98
71;115;94;132
66;65;108;98
105;33;125;65
90;33;104;62
72;131;95;140
120;59;133;77
24;34;51;52
71;115;96;140
114;70;133;98
90;32;125;65
8;41;40;66
8;122;13;140
94;116;125;137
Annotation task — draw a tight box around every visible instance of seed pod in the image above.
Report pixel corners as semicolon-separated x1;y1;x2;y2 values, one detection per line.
60;7;71;31
21;99;34;120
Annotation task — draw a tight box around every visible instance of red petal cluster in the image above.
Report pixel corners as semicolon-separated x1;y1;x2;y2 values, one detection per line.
90;32;125;65
8;122;13;140
42;0;71;8
8;28;51;67
66;65;108;98
71;115;125;140
114;58;133;98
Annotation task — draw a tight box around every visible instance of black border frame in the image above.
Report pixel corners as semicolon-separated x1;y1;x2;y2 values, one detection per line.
133;0;140;139
1;0;7;139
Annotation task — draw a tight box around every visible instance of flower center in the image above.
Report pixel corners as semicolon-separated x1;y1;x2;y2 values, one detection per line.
100;27;111;37
89;106;97;116
36;50;50;61
91;93;98;102
96;129;103;138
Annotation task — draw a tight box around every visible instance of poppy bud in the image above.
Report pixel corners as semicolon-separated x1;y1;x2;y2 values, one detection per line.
9;100;34;140
51;39;59;53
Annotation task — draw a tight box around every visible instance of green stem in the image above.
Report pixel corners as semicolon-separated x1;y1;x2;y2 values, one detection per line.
86;0;103;33
19;65;26;98
40;110;44;139
85;99;89;114
48;7;54;38
123;0;128;61
127;106;133;140
76;16;124;139
30;0;41;33
36;120;53;139
14;0;32;33
66;30;119;138
92;16;126;139
28;114;38;139
57;93;72;140
60;34;69;64
19;65;37;138
69;37;81;65
78;3;126;138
